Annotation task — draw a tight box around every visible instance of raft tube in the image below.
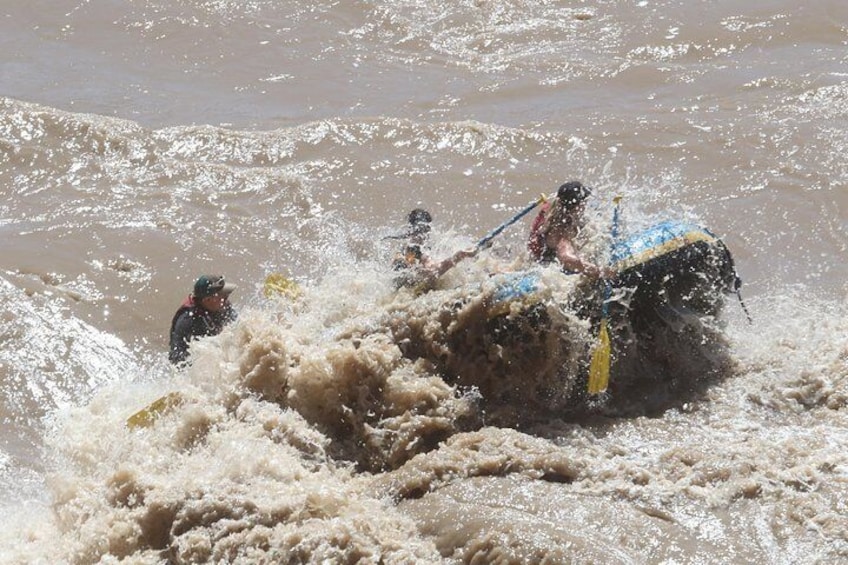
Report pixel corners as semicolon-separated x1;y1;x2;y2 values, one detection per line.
487;220;738;316
610;220;738;295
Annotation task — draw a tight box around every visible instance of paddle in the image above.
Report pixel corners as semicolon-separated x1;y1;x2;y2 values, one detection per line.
476;195;547;250
432;194;548;278
587;195;622;395
126;392;184;429
407;195;548;292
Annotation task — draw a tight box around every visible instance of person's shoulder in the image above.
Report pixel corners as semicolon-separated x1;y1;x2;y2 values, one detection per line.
534;201;552;218
175;303;196;316
172;305;198;326
530;202;551;231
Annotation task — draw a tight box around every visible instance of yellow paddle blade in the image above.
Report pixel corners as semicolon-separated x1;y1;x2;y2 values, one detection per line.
263;273;301;299
587;321;611;395
126;392;184;429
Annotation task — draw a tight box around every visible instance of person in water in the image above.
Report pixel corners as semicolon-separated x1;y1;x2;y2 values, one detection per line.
390;208;476;289
168;275;238;365
528;181;612;279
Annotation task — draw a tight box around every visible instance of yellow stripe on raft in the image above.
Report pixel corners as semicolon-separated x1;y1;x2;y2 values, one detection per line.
611;231;717;273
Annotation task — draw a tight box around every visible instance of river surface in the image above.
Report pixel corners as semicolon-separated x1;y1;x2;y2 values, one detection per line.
1;1;846;563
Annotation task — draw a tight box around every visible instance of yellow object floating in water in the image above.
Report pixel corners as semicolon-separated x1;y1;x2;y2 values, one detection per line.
263;273;302;299
126;392;184;429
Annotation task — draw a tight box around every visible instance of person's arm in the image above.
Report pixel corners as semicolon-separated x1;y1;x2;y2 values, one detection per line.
432;247;477;277
553;238;606;279
393;246;478;291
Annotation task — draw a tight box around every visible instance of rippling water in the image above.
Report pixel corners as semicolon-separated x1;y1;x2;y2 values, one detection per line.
1;1;846;562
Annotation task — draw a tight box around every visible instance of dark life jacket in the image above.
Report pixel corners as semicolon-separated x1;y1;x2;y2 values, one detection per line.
168;295;236;365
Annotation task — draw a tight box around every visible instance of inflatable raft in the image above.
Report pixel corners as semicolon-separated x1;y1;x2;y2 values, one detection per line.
487;220;739;320
464;219;742;413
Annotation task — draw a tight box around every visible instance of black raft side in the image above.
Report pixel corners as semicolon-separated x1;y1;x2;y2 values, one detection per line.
613;235;739;317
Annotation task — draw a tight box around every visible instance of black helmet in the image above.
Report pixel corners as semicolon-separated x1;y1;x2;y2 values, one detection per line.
383;208;433;240
408;208;432;226
407;208;432;236
557;181;591;208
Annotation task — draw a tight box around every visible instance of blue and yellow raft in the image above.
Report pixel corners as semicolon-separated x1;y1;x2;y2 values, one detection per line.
487;220;738;318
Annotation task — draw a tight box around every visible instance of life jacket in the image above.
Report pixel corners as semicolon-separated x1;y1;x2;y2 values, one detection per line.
392;244;424;271
169;295;197;337
169;295;229;338
528;201;552;262
392;244;431;290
